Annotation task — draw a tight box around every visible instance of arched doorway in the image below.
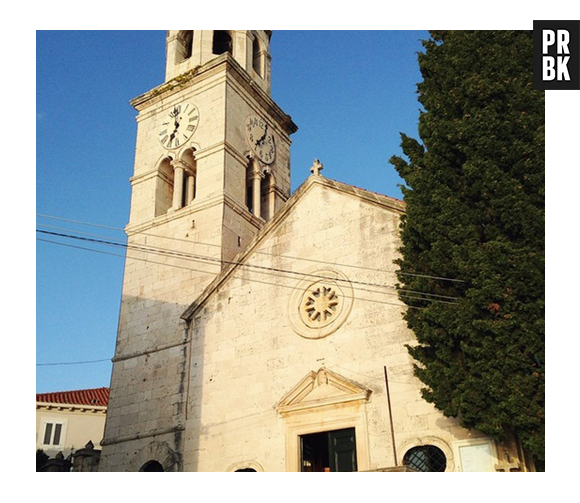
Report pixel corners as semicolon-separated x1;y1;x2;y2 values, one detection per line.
140;460;164;472
403;445;447;472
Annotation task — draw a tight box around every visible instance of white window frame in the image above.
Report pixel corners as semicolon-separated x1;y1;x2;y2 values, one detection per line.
39;418;67;449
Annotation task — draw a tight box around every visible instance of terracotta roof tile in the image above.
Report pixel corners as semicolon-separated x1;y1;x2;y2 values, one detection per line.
36;387;109;407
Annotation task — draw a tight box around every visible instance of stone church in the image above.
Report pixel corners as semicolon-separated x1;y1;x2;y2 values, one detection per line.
99;30;532;472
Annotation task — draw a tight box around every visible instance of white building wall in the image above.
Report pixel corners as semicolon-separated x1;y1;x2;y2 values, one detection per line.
182;179;493;472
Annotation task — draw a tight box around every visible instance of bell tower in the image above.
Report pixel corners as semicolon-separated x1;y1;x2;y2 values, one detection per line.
99;30;297;471
165;30;272;94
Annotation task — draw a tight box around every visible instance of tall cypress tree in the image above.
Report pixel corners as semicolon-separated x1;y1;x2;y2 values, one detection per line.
390;31;544;462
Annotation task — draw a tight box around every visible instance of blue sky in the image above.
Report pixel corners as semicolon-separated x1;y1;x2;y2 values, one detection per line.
34;24;577;408
36;30;428;393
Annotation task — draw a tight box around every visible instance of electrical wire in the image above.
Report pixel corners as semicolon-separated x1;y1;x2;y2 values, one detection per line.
36;209;463;368
37;212;466;284
37;236;435;309
36;358;111;366
37;228;459;304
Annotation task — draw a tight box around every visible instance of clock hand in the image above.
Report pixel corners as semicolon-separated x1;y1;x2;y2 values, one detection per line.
256;125;268;146
170;107;181;131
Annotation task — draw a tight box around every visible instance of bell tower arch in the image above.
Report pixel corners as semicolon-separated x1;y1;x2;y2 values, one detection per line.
165;30;273;94
99;30;297;471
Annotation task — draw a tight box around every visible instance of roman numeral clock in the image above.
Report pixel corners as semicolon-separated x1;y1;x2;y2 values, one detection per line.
158;103;200;149
245;114;276;164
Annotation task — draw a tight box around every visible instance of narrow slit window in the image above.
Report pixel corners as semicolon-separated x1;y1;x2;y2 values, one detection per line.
43;423;53;445
53;423;62;445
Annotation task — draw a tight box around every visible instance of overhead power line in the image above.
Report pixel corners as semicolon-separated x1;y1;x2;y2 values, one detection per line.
36;358;111;366
37;213;465;284
37;228;460;304
37;236;445;311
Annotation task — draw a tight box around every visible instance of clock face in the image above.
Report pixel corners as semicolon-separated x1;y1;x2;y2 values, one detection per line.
245;115;276;164
158;103;199;150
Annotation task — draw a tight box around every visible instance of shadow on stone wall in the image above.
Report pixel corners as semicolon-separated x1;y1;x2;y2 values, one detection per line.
99;295;206;472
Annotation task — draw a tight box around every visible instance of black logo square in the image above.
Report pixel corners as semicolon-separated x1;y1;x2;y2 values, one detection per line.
534;20;580;90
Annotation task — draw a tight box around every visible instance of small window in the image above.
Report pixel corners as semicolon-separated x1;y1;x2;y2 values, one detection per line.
42;422;64;447
403;445;447;472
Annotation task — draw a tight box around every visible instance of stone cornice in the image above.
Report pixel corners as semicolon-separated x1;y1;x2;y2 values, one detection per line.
36;402;107;414
125;195;223;236
124;191;262;237
130;53;297;136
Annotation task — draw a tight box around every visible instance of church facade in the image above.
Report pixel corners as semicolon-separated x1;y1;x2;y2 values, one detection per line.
99;30;532;472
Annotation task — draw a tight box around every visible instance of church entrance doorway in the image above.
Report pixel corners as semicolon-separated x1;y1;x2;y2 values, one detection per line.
139;460;164;472
300;427;357;472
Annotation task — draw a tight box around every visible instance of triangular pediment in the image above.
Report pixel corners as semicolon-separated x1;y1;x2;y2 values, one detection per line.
276;368;371;415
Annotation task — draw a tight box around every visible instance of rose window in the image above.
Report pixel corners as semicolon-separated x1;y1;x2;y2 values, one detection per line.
289;270;354;339
300;285;341;327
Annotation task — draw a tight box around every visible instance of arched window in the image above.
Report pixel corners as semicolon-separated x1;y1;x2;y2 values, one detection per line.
246;160;274;221
228;461;264;472
155;153;197;217
180;30;193;61
252;36;263;77
155;157;174;216
403;445;447;472
140;460;164;472
213;31;233;56
172;31;194;64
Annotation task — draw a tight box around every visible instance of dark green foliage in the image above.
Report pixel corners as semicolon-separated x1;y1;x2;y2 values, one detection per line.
36;449;49;472
390;31;544;460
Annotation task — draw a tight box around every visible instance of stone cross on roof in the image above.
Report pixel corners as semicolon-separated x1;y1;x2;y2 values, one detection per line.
310;159;323;176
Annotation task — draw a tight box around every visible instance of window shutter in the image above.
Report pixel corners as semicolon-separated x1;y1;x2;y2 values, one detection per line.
328;428;357;472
